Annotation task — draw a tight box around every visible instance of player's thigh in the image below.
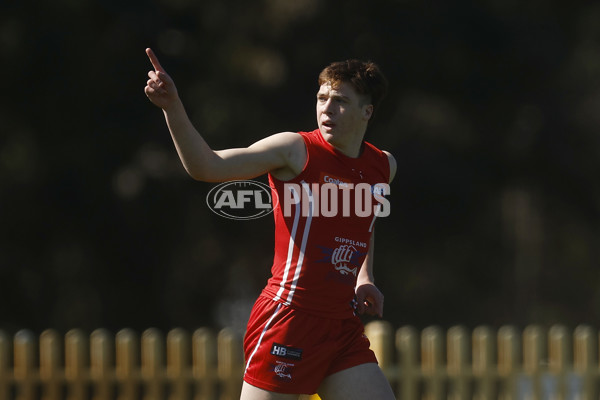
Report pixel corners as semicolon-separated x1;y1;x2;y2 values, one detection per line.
317;363;396;400
240;382;303;400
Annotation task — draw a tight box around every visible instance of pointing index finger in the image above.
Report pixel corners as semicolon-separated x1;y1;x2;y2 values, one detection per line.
146;48;165;73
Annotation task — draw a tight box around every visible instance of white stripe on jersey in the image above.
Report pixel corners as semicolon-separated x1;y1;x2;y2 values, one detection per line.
272;181;314;305
285;181;314;304
273;185;300;303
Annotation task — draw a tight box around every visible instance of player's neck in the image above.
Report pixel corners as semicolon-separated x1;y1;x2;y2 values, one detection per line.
321;130;365;158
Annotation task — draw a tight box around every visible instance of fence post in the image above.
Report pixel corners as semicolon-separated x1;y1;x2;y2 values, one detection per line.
573;325;597;400
548;325;570;400
167;328;191;400
522;325;545;400
473;326;495;400
498;326;519;400
90;329;114;400
116;329;139;400
14;330;36;400
396;326;419;400
0;330;10;400
141;328;164;400
422;326;444;400
365;321;394;380
40;329;61;400
65;329;89;400
193;328;217;400
218;328;242;400
447;326;469;400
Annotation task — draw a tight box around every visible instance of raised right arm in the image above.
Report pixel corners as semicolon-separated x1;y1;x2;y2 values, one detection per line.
144;48;305;182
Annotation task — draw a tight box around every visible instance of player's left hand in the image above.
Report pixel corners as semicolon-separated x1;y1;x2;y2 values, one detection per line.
355;283;384;318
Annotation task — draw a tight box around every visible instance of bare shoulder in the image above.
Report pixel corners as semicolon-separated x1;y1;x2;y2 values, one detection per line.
276;131;306;157
382;150;397;183
257;131;306;180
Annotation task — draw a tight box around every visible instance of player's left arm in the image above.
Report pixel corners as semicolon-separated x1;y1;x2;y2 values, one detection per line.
355;151;395;317
355;232;384;318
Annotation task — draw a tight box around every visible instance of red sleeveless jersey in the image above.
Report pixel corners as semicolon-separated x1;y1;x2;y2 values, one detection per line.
260;129;390;319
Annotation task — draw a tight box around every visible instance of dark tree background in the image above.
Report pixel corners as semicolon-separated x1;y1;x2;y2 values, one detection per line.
1;0;600;335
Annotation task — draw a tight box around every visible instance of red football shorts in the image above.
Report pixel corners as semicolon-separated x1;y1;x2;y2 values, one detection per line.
243;295;378;394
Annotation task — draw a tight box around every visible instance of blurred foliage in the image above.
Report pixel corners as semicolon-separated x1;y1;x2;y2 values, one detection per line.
1;0;600;334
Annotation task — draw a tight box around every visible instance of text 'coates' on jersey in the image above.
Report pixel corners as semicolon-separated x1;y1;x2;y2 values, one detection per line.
322;173;352;188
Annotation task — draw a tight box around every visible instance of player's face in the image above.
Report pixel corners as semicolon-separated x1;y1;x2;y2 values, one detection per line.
316;82;373;138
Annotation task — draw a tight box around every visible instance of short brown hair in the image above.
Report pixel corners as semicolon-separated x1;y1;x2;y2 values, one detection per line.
318;59;388;110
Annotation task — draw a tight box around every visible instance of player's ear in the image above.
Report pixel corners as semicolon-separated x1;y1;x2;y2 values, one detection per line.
363;104;374;120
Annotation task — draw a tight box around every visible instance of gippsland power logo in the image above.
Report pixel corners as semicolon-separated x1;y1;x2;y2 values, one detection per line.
206;180;277;220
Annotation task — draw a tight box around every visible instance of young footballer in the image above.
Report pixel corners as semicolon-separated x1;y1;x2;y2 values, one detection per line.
145;48;396;400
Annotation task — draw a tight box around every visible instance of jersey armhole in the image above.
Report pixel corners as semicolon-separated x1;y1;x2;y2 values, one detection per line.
382;151;395;184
